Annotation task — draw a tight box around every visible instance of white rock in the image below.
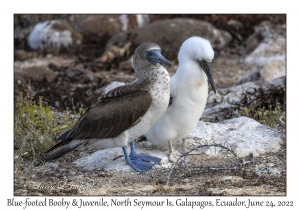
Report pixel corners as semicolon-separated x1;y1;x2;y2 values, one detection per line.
102;81;126;94
237;54;285;85
44;162;59;168
238;21;286;85
261;60;286;81
245;36;286;66
138;185;156;192
188;117;283;157
27;20;83;50
74;117;283;171
207;76;285;105
254;164;281;177
220;176;244;184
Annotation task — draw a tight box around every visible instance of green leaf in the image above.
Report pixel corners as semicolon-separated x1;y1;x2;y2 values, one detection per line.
29;107;35;120
47;110;53;120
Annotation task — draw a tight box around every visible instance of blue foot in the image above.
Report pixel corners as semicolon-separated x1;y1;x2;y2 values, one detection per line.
129;141;161;164
122;146;154;172
127;158;154;172
130;153;161;163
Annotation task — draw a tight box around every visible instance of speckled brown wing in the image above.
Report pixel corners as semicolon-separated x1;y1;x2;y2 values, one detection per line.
44;84;153;161
62;83;152;141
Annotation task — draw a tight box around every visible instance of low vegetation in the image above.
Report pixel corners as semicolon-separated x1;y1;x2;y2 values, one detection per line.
211;85;286;131
14;91;83;186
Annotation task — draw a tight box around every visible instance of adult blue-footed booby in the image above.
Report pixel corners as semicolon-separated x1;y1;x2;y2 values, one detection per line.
44;42;171;172
144;36;216;162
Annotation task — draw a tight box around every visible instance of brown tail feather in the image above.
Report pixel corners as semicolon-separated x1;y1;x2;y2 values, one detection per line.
45;139;73;153
43;140;84;162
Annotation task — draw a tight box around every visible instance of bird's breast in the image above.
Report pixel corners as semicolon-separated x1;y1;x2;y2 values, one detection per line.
126;68;170;141
149;69;170;109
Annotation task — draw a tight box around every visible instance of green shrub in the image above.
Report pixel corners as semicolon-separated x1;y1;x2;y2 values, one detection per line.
14;91;83;180
239;101;286;129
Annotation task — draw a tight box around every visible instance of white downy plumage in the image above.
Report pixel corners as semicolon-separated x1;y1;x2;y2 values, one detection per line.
144;36;216;162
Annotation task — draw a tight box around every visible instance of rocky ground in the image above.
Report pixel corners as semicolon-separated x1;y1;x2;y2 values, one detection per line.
15;150;286;196
14;14;286;196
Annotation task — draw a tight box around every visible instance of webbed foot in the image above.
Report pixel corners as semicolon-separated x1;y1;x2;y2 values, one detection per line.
122;141;161;172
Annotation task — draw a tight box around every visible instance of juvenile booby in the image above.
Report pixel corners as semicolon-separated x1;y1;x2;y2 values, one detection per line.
44;42;171;172
144;36;216;162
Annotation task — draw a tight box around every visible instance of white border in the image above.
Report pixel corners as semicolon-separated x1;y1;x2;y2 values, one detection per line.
2;0;299;209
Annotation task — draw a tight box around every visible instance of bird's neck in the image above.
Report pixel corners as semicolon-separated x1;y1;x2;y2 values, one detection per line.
136;64;168;82
134;63;154;77
175;62;208;88
170;63;208;107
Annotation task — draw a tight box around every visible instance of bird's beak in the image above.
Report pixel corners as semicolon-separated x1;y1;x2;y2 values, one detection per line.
146;49;171;66
198;60;216;94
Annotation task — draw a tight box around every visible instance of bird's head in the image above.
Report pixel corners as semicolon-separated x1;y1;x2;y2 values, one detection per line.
133;42;171;72
178;36;216;93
